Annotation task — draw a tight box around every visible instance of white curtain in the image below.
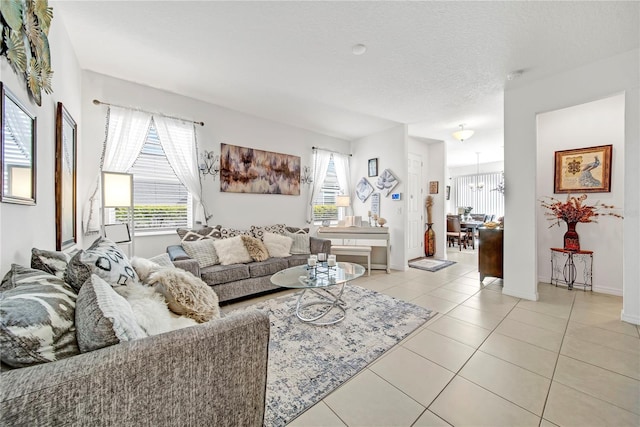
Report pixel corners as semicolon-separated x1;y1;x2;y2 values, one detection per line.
333;153;353;215
82;107;152;234
306;150;332;224
153;116;207;225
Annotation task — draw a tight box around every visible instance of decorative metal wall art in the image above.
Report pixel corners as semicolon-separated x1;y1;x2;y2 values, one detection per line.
0;0;54;106
220;143;301;195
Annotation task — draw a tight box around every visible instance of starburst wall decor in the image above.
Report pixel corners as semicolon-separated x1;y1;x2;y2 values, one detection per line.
0;0;54;106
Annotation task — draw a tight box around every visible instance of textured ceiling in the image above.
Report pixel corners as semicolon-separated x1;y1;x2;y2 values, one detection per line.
54;1;639;167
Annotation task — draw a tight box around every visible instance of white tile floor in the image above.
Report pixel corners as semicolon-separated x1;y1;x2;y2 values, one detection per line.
235;247;640;426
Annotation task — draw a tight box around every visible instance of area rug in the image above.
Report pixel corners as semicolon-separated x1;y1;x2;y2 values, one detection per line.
230;285;435;427
408;257;456;272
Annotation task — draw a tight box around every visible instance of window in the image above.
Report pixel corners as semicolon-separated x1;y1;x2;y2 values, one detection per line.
313;155;340;221
115;124;191;231
452;172;504;218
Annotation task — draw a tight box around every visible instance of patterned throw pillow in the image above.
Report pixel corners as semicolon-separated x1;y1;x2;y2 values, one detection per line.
241;236;270;262
75;274;147;353
213;236;253;265
218;226;252;240
31;248;74;279
263;232;293;258
285;226;310;234
284;230;311;255
66;237;139;292
0;265;79;368
250;224;287;240
176;226;222;242
182;239;219;268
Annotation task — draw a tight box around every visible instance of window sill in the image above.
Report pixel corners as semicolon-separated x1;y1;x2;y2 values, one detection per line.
134;229;177;238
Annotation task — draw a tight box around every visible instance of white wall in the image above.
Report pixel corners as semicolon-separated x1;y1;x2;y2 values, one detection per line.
79;72;350;258
351;125;407;270
504;49;639;324
449;161;504;178
0;18;83;273
536;94;625;295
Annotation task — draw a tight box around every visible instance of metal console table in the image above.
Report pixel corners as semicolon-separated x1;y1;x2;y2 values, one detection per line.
550;248;593;291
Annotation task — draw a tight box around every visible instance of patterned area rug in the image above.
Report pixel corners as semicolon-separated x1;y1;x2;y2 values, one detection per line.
408;257;456;272
232;285;435;427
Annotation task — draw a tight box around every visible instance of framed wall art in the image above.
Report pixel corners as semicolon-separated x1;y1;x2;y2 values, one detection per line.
429;181;439;194
368;158;378;177
355;177;374;202
55;102;77;250
445;185;451;200
554;144;612;193
220;143;300;195
376;168;399;197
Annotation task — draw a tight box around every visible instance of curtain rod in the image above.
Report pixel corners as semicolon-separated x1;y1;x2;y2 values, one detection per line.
92;99;205;126
312;146;352;157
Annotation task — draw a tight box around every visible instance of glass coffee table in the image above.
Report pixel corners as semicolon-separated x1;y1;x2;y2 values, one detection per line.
270;262;365;325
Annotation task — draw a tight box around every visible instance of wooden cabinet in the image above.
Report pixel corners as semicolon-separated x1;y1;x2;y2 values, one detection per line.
479;228;503;282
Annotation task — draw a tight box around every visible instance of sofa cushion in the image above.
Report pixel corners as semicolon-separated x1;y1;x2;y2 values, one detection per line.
176;226;222;242
241;236;270;262
284;230;311;255
213;236;253;265
250;224;287;240
248;258;289;278
263;232;293;258
30;248;74;279
66;237;139;292
287;254;310;268
182;239;219;268
75;274;147;353
147;268;220;323
200;264;251;286
0;265;79;368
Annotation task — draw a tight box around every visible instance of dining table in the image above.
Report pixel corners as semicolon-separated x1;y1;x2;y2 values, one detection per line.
460;220;485;249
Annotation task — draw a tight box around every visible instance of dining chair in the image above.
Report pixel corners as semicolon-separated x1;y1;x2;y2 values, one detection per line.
446;215;467;250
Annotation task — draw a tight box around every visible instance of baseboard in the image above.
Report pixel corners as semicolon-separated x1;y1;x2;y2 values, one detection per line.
592;285;623;296
502;287;538;301
621;310;640;325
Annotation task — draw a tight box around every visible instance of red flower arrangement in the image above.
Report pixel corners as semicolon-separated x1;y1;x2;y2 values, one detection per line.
540;194;623;227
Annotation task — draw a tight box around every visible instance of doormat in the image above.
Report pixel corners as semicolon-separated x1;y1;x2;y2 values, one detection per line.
408;257;456;272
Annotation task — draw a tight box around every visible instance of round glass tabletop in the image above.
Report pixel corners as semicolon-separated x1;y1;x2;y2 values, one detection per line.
270;262;365;289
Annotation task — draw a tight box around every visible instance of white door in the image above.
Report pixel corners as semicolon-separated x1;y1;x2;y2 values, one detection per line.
407;153;423;260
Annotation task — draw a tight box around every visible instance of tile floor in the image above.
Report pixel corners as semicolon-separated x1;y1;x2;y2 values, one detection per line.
235;248;640;426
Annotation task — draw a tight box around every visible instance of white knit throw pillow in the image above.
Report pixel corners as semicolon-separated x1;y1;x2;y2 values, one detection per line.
263;232;293;258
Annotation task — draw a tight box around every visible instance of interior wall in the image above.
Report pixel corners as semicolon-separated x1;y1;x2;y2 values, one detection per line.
449;161;504;178
79;71;349;258
504;49;639;324
0;17;82;274
351;125;407;270
536;94;625;295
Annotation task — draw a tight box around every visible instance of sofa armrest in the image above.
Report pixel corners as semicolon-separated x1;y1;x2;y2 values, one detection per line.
310;236;331;254
0;310;270;427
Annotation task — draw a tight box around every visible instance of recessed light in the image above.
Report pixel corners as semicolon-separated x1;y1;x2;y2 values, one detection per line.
352;44;367;55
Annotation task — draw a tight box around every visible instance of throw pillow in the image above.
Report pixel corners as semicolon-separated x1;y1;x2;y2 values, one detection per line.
176;226;222;242
114;282;198;334
130;257;163;283
0;265;79;368
218;226;251;239
30;248;74;279
213;236;253;265
241;235;270;262
66;237;139;292
263;232;293;258
284;230;311;255
182;239;219;268
286;226;310;234
149;252;174;267
147;268;221;323
250;224;287;240
75;274;147;353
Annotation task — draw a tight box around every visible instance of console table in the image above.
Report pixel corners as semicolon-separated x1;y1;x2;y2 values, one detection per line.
550;248;593;291
317;226;390;273
478;228;503;283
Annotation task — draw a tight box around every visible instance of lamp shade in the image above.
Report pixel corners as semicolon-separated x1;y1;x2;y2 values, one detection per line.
336;195;351;207
102;171;133;208
452;124;474;142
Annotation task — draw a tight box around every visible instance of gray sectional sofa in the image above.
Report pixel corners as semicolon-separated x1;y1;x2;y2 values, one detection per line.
167;235;331;303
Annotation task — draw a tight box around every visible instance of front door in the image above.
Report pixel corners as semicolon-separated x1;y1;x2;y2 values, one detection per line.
407;153;423;260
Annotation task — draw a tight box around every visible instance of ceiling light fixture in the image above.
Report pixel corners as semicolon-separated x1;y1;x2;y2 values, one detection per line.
352;44;367;55
452;124;474;142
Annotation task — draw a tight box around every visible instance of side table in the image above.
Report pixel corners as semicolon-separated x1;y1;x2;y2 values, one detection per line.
550;248;593;291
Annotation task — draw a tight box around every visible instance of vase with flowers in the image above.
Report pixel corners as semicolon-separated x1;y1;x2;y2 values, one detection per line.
540;194;622;251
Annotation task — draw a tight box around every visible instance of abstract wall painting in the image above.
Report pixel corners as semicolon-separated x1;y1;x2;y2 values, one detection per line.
220;143;301;195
